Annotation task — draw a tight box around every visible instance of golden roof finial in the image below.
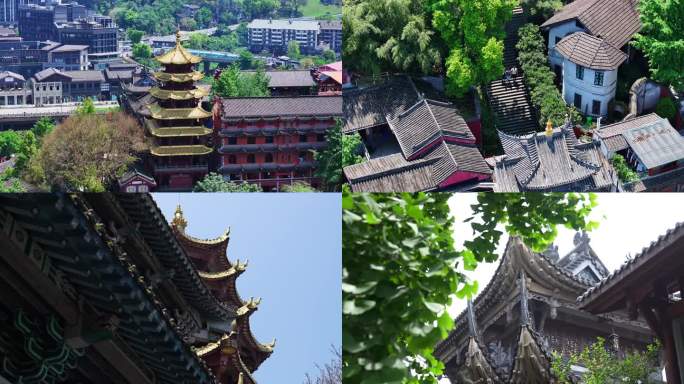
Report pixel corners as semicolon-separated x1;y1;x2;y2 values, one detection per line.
172;204;187;233
176;29;182;46
237;373;244;384
545;119;554;137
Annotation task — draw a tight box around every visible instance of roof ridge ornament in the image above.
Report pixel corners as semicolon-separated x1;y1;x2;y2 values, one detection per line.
519;271;529;327
172;204;187;233
466;299;478;338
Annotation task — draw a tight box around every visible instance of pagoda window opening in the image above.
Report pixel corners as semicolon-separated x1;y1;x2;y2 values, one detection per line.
228;155;237;164
299;134;308;143
228;137;237;145
247;154;256;163
265;153;273;163
265;136;274;144
248;137;256;145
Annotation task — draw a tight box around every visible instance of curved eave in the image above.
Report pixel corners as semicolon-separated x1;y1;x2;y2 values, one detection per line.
510;326;552;383
155;45;202;65
178;228;231;246
198;262;247;281
154;71;205;83
150;86;209;100
149;103;212;120
435;237;592;362
149;126;213;137
237;298;260;317
237;314;275;370
150;145;213;157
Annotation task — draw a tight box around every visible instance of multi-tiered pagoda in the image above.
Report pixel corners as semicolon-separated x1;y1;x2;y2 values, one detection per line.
141;31;213;190
0;193;273;383
435;233;657;383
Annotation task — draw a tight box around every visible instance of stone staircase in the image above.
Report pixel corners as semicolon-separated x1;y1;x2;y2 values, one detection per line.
485;7;539;137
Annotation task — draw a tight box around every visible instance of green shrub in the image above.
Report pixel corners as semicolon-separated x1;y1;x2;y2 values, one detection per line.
517;24;580;127
611;154;640;183
655;97;677;124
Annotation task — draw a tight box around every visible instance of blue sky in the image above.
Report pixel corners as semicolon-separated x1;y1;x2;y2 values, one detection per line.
153;193;341;383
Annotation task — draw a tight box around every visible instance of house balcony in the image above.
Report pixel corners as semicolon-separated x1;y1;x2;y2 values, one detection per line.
153;163;209;173
218;125;332;137
219;161;316;173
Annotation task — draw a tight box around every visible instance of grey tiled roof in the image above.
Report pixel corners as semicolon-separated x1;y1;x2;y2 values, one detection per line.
344;141;491;192
494;123;613;191
388;99;475;158
555;32;627;70
264;70;316;88
622;118;684;169
542;0;641;48
50;44;89;53
595;113;664;152
219;96;342;119
578;221;684;305
343;76;421;133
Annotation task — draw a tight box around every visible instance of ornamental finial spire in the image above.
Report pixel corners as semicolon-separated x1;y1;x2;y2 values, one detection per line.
172;204;187;233
176;29;182;46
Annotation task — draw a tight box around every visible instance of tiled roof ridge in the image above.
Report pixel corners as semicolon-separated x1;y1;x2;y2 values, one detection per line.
346;156;439;183
578;221;684;303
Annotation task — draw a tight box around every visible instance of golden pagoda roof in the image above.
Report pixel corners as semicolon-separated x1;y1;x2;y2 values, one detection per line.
150;145;213;156
153;71;205;83
193;333;235;357
149;86;209;100
198;260;248;280
148;103;212;120
145;119;212;137
156;30;202;65
177;227;231;245
237;297;261;316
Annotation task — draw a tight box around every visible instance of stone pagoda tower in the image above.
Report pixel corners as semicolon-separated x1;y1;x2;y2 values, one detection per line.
143;31;213;190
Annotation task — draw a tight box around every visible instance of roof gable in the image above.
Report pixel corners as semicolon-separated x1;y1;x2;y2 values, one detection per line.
555;32;627;70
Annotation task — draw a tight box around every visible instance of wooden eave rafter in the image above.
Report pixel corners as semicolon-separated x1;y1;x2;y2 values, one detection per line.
149;86;209;101
198;260;247;281
153;71;204;83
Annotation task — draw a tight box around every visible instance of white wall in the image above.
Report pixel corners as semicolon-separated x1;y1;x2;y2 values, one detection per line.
547;21;586;68
562;60;618;117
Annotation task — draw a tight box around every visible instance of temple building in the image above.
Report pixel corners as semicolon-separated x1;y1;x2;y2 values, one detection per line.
343;76;491;192
579;222;684;384
213;95;342;191
0;193;273;383
435;232;656;383
132;31;214;191
493;119;615;191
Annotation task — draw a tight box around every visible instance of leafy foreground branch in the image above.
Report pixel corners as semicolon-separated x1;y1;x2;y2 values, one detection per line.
342;192;598;384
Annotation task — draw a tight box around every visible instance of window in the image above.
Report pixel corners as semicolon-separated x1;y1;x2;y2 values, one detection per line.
592;100;601;115
576;65;584;80
228;137;237;145
247;137;256;144
555;36;561;45
247;154;255;163
594;71;604;86
299;134;308;143
126;186;136;192
298;151;307;161
228;155;236;164
316;134;326;142
138;185;149;192
265;136;274;144
574;93;582;110
265;153;273;163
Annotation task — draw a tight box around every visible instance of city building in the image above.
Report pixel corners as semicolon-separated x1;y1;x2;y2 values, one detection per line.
46;43;89;70
214;95;342;191
32;67;105;104
247;19;319;55
253;69;316;96
319;20;341;53
493;119;615;192
435;233;656;382
0;193;273;383
314;61;343;95
595;113;684;192
0;0;17;24
343;76;490;192
0;70;30;105
579;222;684;384
542;0;641;117
129;31;213;191
55;18;118;69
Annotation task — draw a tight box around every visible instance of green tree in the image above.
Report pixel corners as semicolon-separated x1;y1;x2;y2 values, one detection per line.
187;33;210;49
238;49;254;69
287;40;301;59
552;338;661;384
343;192;598;384
0;130;23;158
213;65;270;97
127;28;144;44
520;0;562;21
632;0;684;91
132;43;152;60
14;131;38;172
242;0;280;19
76;97;96;115
193;172;262;192
315;120;363;192
322;49;336;63
430;0;517;97
31;117;55;139
343;0;442;75
196;7;213;28
281;181;317;192
611;154;640;183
